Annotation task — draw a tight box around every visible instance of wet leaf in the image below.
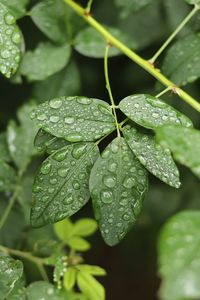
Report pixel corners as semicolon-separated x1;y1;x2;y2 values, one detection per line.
161;33;200;86
74;26;136;58
63;267;76;290
119;94;193;129
0;2;23;78
158;211;200;300
0;254;23;299
33;62;81;102
31;0;68;44
0;160;17;192
20;42;71;81
77;271;105;300
123;125;181;188
1;0;28;19
26;281;64;300
156;125;200;179
7;102;38;172
31;96;116;142
31;143;99;227
89;137;148;246
34;129;70;154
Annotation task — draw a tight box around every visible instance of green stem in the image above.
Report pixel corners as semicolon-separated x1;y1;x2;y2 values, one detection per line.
63;0;200;112
0;245;49;281
0;186;21;230
104;45;120;137
156;87;171;98
85;0;94;13
149;5;199;64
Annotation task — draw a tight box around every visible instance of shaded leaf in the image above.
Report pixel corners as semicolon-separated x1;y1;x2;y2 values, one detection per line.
156;125;200;179
74;26;136;58
26;281;64;300
7;278;26;300
33;62;81;102
1;0;28;19
185;0;200;5
20;42;71;81
0;132;11;162
31;0;67;44
67;236;90;251
158;211;200;300
63;267;76;290
89;137;148;246
0;2;23;78
30;96;116;142
0;254;23;299
123;125;181;188
0;160;17;192
77;271;105;300
119;94;192;129
7;102;38;172
161;33;200;86
73;218;98;237
115;0;153;15
34;129;70;154
31;143;99;227
54;219;74;242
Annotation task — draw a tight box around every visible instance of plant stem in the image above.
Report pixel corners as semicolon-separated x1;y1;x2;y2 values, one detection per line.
104;45;120;137
156;87;171;98
149;5;199;64
85;0;93;13
0;185;21;230
63;0;200;113
0;245;49;281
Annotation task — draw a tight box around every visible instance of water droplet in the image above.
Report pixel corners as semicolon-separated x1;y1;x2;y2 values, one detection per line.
123;176;135;189
49;99;62;109
58;167;68;178
72;180;80;190
108;160;118;172
110;142;119;153
5;13;15;25
53;150;66;162
64;117;75;124
152;112;160;119
77;97;92;105
120;198;128;206
12;31;21;44
98;104;111;115
40;162;52;175
64;194;73;204
37;113;47;121
66;133;83;142
103;175;116;188
50;178;57;185
1;49;10;58
101;190;113;204
50;115;59;123
72;144;86;159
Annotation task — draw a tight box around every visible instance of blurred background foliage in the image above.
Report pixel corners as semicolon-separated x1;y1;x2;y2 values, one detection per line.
0;0;200;299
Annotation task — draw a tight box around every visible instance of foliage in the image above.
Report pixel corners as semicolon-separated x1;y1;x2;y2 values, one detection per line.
0;0;200;299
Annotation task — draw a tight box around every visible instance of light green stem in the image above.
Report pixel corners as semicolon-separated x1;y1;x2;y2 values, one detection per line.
85;0;93;13
150;5;199;64
63;0;200;112
156;87;171;98
104;45;120;137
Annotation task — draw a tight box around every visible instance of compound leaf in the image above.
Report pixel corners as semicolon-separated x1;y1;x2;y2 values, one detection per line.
123;125;181;188
161;33;200;86
156;125;200;179
31;96;116;142
31;143;99;227
119;94;193;129
77;271;105;300
31;0;68;44
0;2;23;78
0;254;23;299
20;42;71;81
74;26;136;58
89;137;148;246
158;211;200;300
7;102;38;172
34;129;70;154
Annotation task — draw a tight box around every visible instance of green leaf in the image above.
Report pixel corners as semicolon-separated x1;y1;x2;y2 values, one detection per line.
123;126;181;188
7;279;26;300
77;265;106;276
0;132;11;162
0;254;23;299
20;42;71;81
1;0;28;19
161;33;200;86
158;211;200;300
185;0;200;5
115;0;153;15
89;137;148;246
74;26;136;58
54;219;74;242
67;236;91;251
77;271;105;300
30;96;116;142
156;125;200;179
0;2;23;78
63;267;77;290
34;129;70;154
0;160;17;192
33;62;81;102
30;0;68;44
7;102;38;172
26;281;64;300
31;143;99;227
73;218;98;237
119;94;193;130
